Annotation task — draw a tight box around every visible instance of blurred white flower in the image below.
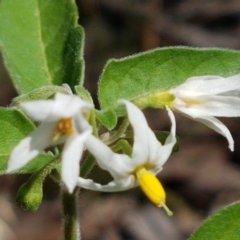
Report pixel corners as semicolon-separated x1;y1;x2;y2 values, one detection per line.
77;100;176;215
8;93;92;193
170;74;240;151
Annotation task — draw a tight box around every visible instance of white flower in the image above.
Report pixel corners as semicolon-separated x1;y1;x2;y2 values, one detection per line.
77;100;176;215
170;74;240;151
7;93;92;193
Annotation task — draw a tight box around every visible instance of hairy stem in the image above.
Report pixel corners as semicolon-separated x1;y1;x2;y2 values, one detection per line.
101;116;129;145
111;139;132;156
61;188;80;240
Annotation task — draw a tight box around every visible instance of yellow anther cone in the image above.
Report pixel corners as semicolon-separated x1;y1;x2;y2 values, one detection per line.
52;118;74;142
136;167;173;216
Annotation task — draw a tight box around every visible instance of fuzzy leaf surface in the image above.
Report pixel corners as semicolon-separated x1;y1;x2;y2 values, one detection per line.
189;201;240;240
0;0;84;93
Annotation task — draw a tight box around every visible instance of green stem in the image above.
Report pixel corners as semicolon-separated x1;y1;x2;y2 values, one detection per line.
89;109;98;137
61;187;80;240
80;154;95;177
101;116;129;145
111;139;132;156
78;109;99;178
31;154;60;181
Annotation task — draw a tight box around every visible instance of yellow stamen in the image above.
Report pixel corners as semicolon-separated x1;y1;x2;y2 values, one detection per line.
135;166;173;216
52;118;73;142
182;97;202;107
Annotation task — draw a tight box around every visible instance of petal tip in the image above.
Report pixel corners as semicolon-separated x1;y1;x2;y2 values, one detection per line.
62;178;76;194
229;143;234;152
6;164;18;173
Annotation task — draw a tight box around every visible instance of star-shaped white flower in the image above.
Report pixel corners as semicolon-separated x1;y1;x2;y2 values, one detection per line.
7;93;92;193
77;100;176;214
170;74;240;151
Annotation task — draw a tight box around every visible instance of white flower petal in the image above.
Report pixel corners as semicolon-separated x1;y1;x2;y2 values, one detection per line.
85;135;133;179
61;130;91;193
7;122;55;172
20;93;92;122
74;113;92;133
194;116;234;151
77;175;136;192
165;107;176;144
62;84;73;94
185;96;240;117
173;74;240;97
20;100;57;121
178;106;234;151
118;99;161;166
7;136;40;172
171;72;240;150
148;107;176;169
54;93;92;118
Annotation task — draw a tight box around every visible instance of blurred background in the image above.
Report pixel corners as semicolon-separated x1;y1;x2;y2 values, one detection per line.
1;0;240;239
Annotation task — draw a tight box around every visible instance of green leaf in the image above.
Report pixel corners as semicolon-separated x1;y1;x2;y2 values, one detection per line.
75;85;93;104
18;153;55;173
189;201;240;240
0;107;54;173
0;108;35;162
63;26;85;88
95;109;117;130
98;47;240;114
0;0;84;93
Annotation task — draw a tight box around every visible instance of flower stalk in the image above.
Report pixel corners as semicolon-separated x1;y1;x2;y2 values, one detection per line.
61;187;81;240
100;116;129;145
